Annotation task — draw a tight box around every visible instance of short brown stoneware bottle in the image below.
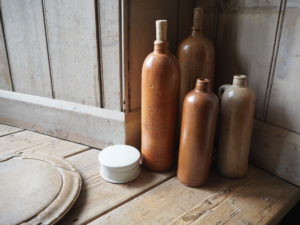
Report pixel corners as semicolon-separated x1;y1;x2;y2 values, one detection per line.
141;20;180;172
217;75;256;178
177;79;219;187
177;7;215;117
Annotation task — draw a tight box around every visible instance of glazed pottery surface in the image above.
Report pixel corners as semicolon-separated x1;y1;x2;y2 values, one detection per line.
217;75;256;178
178;7;215;117
141;20;180;172
177;79;219;187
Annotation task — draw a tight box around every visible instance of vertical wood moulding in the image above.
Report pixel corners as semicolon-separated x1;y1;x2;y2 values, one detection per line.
0;3;13;91
41;0;54;99
121;0;129;112
263;0;287;120
266;0;300;133
95;0;104;108
0;0;52;98
99;0;122;111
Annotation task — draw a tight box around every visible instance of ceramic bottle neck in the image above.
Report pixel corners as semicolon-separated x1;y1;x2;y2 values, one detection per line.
195;79;210;92
191;28;203;36
154;41;169;54
233;75;248;87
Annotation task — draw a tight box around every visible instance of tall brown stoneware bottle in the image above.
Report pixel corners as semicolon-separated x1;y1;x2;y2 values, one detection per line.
177;7;215;117
177;79;219;187
141;20;180;172
217;75;256;178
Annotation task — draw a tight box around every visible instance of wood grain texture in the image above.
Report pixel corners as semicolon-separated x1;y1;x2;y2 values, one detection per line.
0;90;142;149
99;0;122;111
0;16;12;90
251;120;300;186
89;166;300;225
215;0;281;119
0;124;22;137
267;1;300;133
44;0;101;106
60;149;175;225
127;0;180;111
0;130;88;157
0;0;52;97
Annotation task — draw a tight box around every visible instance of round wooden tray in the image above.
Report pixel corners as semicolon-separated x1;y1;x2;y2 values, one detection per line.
0;152;81;225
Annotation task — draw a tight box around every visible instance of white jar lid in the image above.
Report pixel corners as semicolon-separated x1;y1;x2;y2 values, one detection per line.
98;145;141;183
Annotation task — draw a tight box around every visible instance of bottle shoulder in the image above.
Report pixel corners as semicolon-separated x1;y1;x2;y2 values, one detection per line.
143;51;179;68
223;86;256;101
185;90;219;106
179;35;214;50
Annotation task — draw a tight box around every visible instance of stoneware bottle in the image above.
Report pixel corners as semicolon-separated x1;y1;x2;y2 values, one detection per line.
177;7;215;117
177;79;219;187
217;75;256;178
141;20;180;172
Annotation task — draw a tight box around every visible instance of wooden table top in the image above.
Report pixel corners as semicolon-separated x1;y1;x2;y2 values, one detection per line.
0;123;299;225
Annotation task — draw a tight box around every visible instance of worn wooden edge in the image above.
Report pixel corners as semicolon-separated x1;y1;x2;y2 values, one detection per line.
0;90;142;150
0;90;126;149
250;119;300;186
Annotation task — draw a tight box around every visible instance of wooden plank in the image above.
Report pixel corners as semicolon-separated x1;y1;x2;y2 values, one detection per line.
0;130;89;157
0;90;140;149
251;120;300;186
0;124;22;137
267;1;300;133
90;166;300;225
127;0;180;111
0;16;12;90
99;0;122;111
44;0;101;106
0;0;52;97
216;0;281;119
60;149;174;224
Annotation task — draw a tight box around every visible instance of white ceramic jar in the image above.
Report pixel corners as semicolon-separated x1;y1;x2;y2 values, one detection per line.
98;145;141;183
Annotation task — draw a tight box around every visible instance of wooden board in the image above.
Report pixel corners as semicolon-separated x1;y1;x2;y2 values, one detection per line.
99;0;122;111
60;149;175;225
90;166;300;225
0;0;52;97
126;0;180;112
0;152;81;225
44;0;101;106
267;1;300;133
0;130;88;157
0;123;22;137
215;0;281;119
0;90;141;149
0;16;12;90
251;120;300;186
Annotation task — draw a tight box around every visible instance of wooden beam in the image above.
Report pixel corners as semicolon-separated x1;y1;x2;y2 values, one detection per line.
0;90;140;149
251;120;300;186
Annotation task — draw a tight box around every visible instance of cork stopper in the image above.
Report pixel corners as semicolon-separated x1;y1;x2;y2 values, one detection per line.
193;7;204;28
156;20;167;41
233;75;248;87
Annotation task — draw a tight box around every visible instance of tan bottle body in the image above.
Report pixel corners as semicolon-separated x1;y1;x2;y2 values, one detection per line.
217;75;256;178
178;8;215;116
141;38;180;172
177;79;219;187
